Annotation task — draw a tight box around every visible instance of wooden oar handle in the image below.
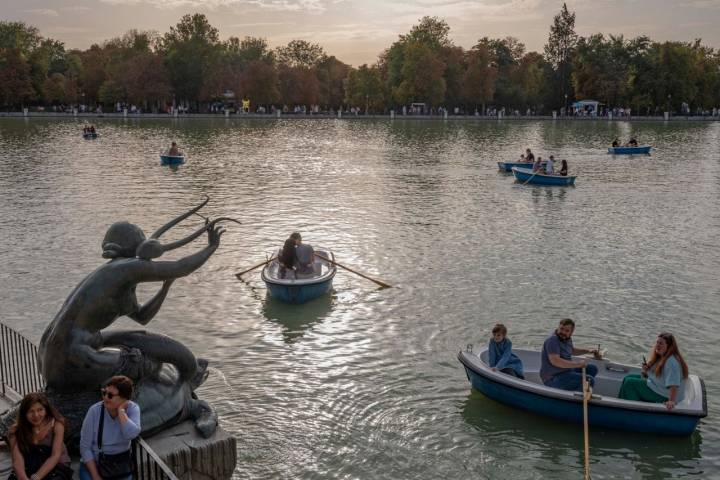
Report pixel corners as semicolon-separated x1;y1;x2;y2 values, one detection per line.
314;253;391;289
235;256;276;278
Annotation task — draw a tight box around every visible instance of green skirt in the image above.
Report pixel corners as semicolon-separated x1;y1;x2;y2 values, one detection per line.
618;374;667;403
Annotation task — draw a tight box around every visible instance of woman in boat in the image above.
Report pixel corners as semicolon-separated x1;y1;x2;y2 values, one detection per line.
532;156;543;173
617;332;688;410
488;323;524;379
525;149;534;163
8;393;73;480
559;159;568;176
278;232;301;278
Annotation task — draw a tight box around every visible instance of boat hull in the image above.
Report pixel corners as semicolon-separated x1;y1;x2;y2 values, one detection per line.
83;133;98;139
265;277;334;304
160;154;185;165
458;351;704;436
608;146;651;154
511;167;576;186
497;161;545;172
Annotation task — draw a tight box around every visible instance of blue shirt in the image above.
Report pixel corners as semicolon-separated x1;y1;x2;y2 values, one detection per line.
487;338;524;376
647;355;685;402
540;331;574;383
80;401;141;463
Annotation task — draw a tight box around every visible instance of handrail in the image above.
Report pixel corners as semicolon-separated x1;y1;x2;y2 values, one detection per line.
133;437;180;480
0;322;179;480
0;323;44;398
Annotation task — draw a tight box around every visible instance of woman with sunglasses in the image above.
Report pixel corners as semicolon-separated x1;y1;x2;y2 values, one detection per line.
8;393;73;480
618;332;689;410
79;376;140;480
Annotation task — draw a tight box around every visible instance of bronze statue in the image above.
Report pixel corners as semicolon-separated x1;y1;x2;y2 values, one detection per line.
3;196;238;446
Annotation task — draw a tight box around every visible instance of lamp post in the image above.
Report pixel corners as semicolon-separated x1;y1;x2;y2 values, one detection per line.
365;94;369;115
667;94;671;115
564;93;568;117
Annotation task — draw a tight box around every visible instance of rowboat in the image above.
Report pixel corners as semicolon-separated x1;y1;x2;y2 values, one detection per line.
160;154;185;165
497;161;546;172
261;249;336;304
607;146;651;154
458;347;707;436
82;132;99;139
511;166;576;186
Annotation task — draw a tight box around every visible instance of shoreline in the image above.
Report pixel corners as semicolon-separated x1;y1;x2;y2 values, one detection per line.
1;111;719;122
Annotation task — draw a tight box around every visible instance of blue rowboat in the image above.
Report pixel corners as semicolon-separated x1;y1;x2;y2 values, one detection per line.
497;161;546;172
83;132;99;139
160;154;185;165
511;166;576;186
261;249;336;304
458;347;707;436
608;145;651;154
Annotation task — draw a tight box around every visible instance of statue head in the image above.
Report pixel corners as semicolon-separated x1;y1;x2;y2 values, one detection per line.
102;222;146;259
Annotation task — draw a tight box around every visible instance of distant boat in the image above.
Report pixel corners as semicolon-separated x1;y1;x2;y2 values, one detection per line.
608;146;652;154
511;166;576;186
82;132;99;139
261;249;336;304
458;347;707;436
160;153;185;165
497;161;546;172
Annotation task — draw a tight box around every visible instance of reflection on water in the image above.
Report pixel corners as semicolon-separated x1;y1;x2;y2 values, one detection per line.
0;119;719;478
261;293;334;343
461;390;704;479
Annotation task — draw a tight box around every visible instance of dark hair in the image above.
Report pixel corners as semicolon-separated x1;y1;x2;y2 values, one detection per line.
279;237;297;267
104;375;134;400
649;332;689;378
492;323;507;335
12;393;65;455
290;232;301;241
558;318;575;329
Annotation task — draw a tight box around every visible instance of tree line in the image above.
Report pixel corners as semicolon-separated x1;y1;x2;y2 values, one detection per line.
0;4;718;114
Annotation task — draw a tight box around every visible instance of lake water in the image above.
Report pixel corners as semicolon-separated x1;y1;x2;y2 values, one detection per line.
0;118;718;479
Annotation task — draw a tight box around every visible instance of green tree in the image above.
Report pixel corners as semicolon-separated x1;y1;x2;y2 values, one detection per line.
0;21;41;54
275;40;324;68
394;42;446;106
316;55;350;108
0;48;35;106
544;3;578;108
160;14;223;103
344;64;385;111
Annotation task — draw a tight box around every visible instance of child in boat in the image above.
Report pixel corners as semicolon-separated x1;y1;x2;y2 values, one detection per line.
488;324;524;379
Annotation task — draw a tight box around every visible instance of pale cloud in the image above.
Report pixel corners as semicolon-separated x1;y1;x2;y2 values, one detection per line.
63;5;92;12
24;8;59;16
681;0;720;6
99;0;329;12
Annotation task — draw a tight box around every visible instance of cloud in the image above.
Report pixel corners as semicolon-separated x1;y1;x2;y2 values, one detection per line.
681;0;720;6
63;5;93;12
98;0;328;11
24;8;60;17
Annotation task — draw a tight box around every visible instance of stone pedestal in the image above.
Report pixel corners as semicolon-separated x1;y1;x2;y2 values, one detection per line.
145;421;237;480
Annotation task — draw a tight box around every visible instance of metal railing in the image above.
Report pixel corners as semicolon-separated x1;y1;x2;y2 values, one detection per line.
0;322;179;480
133;437;180;480
0;323;44;397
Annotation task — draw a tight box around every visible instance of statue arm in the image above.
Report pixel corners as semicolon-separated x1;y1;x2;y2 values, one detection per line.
135;225;223;282
129;280;175;325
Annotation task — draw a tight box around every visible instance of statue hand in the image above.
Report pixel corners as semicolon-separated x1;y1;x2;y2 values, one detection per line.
207;225;225;247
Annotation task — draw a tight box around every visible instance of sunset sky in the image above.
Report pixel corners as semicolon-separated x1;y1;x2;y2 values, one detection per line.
4;0;720;66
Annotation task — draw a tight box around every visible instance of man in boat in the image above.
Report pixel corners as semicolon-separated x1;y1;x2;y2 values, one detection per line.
525;148;534;163
293;234;315;276
611;138;619;147
532;156;543;173
545;155;555;175
168;141;181;156
540;318;601;391
628;137;638;147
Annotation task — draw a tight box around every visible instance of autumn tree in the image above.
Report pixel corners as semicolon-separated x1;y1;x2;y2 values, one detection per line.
462;43;497;112
275;40;324;68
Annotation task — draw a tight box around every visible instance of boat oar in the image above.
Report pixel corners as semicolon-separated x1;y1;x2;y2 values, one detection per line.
582;366;591;480
313;253;391;289
235;256;276;279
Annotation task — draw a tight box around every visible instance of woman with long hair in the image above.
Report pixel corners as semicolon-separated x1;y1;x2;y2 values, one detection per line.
8;393;72;480
618;332;689;410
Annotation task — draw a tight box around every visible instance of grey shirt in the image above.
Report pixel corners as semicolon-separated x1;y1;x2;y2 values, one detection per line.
294;244;315;274
540;331;574;383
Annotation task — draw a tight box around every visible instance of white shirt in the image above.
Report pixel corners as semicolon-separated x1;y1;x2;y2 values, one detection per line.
545;158;554;174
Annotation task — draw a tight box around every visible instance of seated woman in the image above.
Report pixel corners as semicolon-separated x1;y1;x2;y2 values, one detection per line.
618;332;688;410
79;376;141;480
167;141;181;156
559;159;568;176
8;393;73;480
278;232;301;278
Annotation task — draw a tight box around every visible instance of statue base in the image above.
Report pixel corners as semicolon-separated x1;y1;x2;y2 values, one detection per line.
144;421;237;480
